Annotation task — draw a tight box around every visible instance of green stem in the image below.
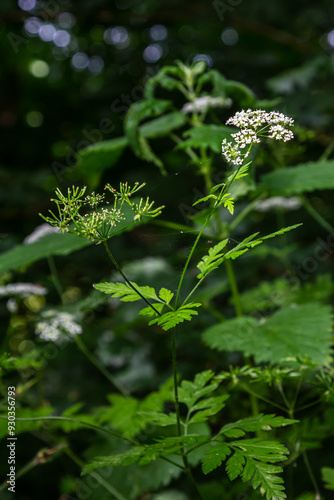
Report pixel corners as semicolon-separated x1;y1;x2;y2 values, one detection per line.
225;259;243;318
47;255;64;302
103;240;162;316
1;415;136;442
302;450;322;500
301;195;334;235
75;335;129;396
65;447;128;500
170;327;182;437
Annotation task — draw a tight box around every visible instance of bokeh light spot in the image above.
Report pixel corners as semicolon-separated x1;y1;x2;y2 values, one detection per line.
71;52;89;70
53;30;71;47
143;43;163;63
29;60;50;78
149;24;167;41
26;111;43;127
221;28;239;45
39;24;56;42
18;0;36;11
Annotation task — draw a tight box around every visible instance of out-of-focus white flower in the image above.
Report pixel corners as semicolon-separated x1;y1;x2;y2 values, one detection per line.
24;223;59;244
35;310;82;344
255;196;302;212
0;283;47;298
181;96;231;114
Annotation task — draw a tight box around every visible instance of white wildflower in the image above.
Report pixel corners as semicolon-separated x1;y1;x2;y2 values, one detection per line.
223;109;294;165
255;196;302;212
35;310;83;344
0;283;47;298
24;223;59;244
181;96;231;114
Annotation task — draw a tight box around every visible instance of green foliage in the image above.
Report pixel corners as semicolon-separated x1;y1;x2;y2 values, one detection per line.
261;160;334;195
202;303;333;366
197;224;301;280
322;467;334;490
148;302;202;331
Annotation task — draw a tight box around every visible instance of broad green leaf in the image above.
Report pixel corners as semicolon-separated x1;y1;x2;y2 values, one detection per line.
202;443;231;474
0;203;139;273
177;125;236;153
202;303;333;366
149;303;202;331
261;160;334;195
124;98;172;172
0;232;90;274
322;467;334;490
75;136;127;187
76;112;186;186
93;281;159;302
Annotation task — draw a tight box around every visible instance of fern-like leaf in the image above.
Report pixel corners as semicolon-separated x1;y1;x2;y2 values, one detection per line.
202;443;231;474
149;302;201;330
93;281;159;302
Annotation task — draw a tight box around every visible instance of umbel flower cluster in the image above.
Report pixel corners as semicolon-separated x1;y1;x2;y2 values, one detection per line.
222;109;294;165
40;182;164;242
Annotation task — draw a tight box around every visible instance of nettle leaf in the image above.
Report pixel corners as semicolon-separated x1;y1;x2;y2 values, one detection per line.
93;281;159;302
261;159;334;196
226;440;289;500
202;303;333;366
197;225;301;280
202;443;231;474
219;414;297;438
178;125;235;153
149;302;201;331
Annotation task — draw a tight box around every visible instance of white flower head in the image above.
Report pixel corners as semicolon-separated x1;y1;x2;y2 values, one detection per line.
222;109;294;165
35;310;83;344
0;283;47;298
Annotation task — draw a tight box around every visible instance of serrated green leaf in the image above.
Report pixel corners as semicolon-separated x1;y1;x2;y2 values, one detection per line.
202;443;231;474
93;281;158;302
219;414;297;437
261;160;334;196
139;303;165;317
149;303;201;331
178;370;218;409
226;450;245;481
197;225;301;280
189;395;229;423
159;287;174;305
202;303;333;366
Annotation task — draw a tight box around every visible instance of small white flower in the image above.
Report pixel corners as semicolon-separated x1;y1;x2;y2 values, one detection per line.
255;196;302;212
223;109;294;165
181;96;231;114
35;310;83;344
0;283;47;298
24;223;59;244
